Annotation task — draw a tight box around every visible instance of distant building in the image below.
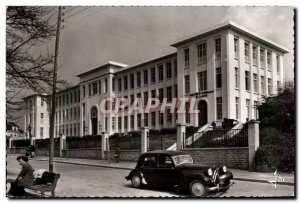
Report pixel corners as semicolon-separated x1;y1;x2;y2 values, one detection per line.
6;122;25;140
23;21;288;139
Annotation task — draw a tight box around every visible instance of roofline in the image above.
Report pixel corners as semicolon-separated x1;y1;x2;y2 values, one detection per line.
171;21;289;54
56;85;80;94
115;52;177;74
76;61;128;77
22;93;49;100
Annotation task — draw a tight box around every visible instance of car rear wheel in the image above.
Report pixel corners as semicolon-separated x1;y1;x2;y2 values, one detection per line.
189;180;207;197
131;174;142;188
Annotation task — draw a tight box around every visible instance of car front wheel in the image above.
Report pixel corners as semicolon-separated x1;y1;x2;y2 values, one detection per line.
189;180;208;197
131;174;142;188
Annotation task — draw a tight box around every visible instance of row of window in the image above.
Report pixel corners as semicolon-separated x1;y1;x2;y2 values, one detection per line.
55;107;80;123
235;98;259;121
55;91;80;108
234;37;281;74
55;123;80;137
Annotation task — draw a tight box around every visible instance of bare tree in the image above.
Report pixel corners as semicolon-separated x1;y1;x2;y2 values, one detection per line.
6;6;68;120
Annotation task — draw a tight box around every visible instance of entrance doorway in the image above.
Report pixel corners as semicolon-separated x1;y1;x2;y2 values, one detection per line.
91;106;98;135
198;100;208;128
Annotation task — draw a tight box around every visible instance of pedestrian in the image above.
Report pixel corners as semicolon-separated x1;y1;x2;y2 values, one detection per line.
211;121;216;130
30;145;36;158
6;156;34;197
114;145;121;163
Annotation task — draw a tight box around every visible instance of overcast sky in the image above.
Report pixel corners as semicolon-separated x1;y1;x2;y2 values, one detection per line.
54;6;294;86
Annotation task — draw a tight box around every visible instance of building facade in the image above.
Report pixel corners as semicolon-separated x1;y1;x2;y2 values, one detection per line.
23;21;288;139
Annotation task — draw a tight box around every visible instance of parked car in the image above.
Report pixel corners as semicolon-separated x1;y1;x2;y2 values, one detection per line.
125;150;233;197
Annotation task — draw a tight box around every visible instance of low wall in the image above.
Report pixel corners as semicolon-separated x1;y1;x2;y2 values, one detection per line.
104;150;140;162
62;148;102;159
36;148;60;157
7;147;26;155
184;147;249;170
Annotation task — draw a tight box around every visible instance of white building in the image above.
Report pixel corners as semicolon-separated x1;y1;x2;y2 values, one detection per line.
23;21;288;139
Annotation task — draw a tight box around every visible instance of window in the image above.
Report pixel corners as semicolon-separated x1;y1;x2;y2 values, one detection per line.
124;116;128;130
246;99;250;121
136;71;141;87
66;109;69;121
112;117;115;131
254;101;259;120
144;113;148;127
174;84;178;98
235;68;239;89
167;110;172;124
98;81;101;94
184;48;190;68
260;48;265;68
130;94;134;107
276;55;280;74
74;124;77;137
118;78;122;92
93;82;97;95
40;127;44;139
253;45;258;66
70;93;73;104
137;114;141;128
235;97;239;119
124;75;128;90
166;86;172;102
104;118;107;132
151;112;156;127
268;78;272;95
185;102;190;124
130;74;135;89
70;124;72;136
151;67;156;83
174;60;177;77
253;74;258;93
74;107;76;120
216;67;222;88
245;71;250;91
159;88;164;103
66;94;69;105
267;51;272;70
70;108;72;121
143;156;157;168
261;76;265;95
82;103;85;117
88;84;92;96
118;117;122;131
215;38;221;59
40;113;44;124
198;71;207;91
159;113;164;125
166;62;172;79
185;75;190;94
158;64;164;81
144;91;148;107
130;115;134;130
41;100;44;107
62;95;65;105
105;79;108;93
197;42;207;64
277;81;281;92
216;97;222;120
234;37;239;58
143;69;148;85
112;78;115;92
244;42;250;63
151;90;156;105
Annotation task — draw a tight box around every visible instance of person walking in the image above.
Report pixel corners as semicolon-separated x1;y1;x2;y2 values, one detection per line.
114;145;121;163
6;156;34;197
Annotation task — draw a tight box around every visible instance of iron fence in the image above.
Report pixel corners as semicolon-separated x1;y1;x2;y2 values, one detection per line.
184;129;248;148
110;134;141;150
147;133;177;151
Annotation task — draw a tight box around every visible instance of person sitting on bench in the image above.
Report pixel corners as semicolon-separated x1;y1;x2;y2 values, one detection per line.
7;156;34;196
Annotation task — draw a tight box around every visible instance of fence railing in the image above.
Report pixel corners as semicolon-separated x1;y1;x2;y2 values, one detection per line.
184;128;248;148
147;133;177;151
110;135;141;150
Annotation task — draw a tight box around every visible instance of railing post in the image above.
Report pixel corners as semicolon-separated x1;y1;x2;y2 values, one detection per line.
101;132;108;160
176;123;186;151
160;133;163;150
248;120;260;171
59;134;66;157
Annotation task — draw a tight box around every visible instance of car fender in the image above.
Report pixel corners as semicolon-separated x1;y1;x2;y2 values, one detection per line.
219;171;233;181
126;169;148;185
183;173;211;187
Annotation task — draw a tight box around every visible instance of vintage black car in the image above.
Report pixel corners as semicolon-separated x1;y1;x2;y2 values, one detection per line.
125;150;233;197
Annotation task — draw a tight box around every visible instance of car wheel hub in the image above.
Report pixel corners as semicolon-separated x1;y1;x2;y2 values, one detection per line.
132;176;140;187
191;182;205;196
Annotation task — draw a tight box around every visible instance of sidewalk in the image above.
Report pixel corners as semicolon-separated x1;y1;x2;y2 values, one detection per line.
26;155;294;186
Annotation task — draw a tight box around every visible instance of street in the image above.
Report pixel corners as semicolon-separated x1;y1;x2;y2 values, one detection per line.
6;155;294;197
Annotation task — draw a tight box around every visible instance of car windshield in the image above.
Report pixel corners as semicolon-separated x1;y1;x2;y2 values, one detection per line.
172;155;193;166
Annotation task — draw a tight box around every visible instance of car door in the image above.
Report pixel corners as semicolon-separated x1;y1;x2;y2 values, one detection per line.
140;154;158;186
155;155;179;187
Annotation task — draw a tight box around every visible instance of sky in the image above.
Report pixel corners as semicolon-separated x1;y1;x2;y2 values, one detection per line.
54;6;294;86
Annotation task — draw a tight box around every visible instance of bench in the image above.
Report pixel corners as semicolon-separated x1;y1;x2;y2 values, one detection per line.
7;172;60;197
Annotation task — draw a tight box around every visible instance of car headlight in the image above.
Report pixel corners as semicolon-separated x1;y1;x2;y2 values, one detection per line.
223;166;227;173
208;168;213;176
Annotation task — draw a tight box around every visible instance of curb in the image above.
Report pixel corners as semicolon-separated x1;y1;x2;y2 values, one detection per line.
35;158;294;186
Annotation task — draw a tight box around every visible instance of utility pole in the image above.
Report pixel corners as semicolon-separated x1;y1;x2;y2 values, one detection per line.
49;6;62;173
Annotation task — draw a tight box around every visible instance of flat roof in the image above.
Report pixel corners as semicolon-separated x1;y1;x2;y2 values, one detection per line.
76;61;128;77
171;21;289;53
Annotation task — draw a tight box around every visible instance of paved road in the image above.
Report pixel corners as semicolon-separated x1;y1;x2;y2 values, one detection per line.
6;157;294;197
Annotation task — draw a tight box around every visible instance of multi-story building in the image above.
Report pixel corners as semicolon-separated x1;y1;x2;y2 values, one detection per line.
23;21;288;139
